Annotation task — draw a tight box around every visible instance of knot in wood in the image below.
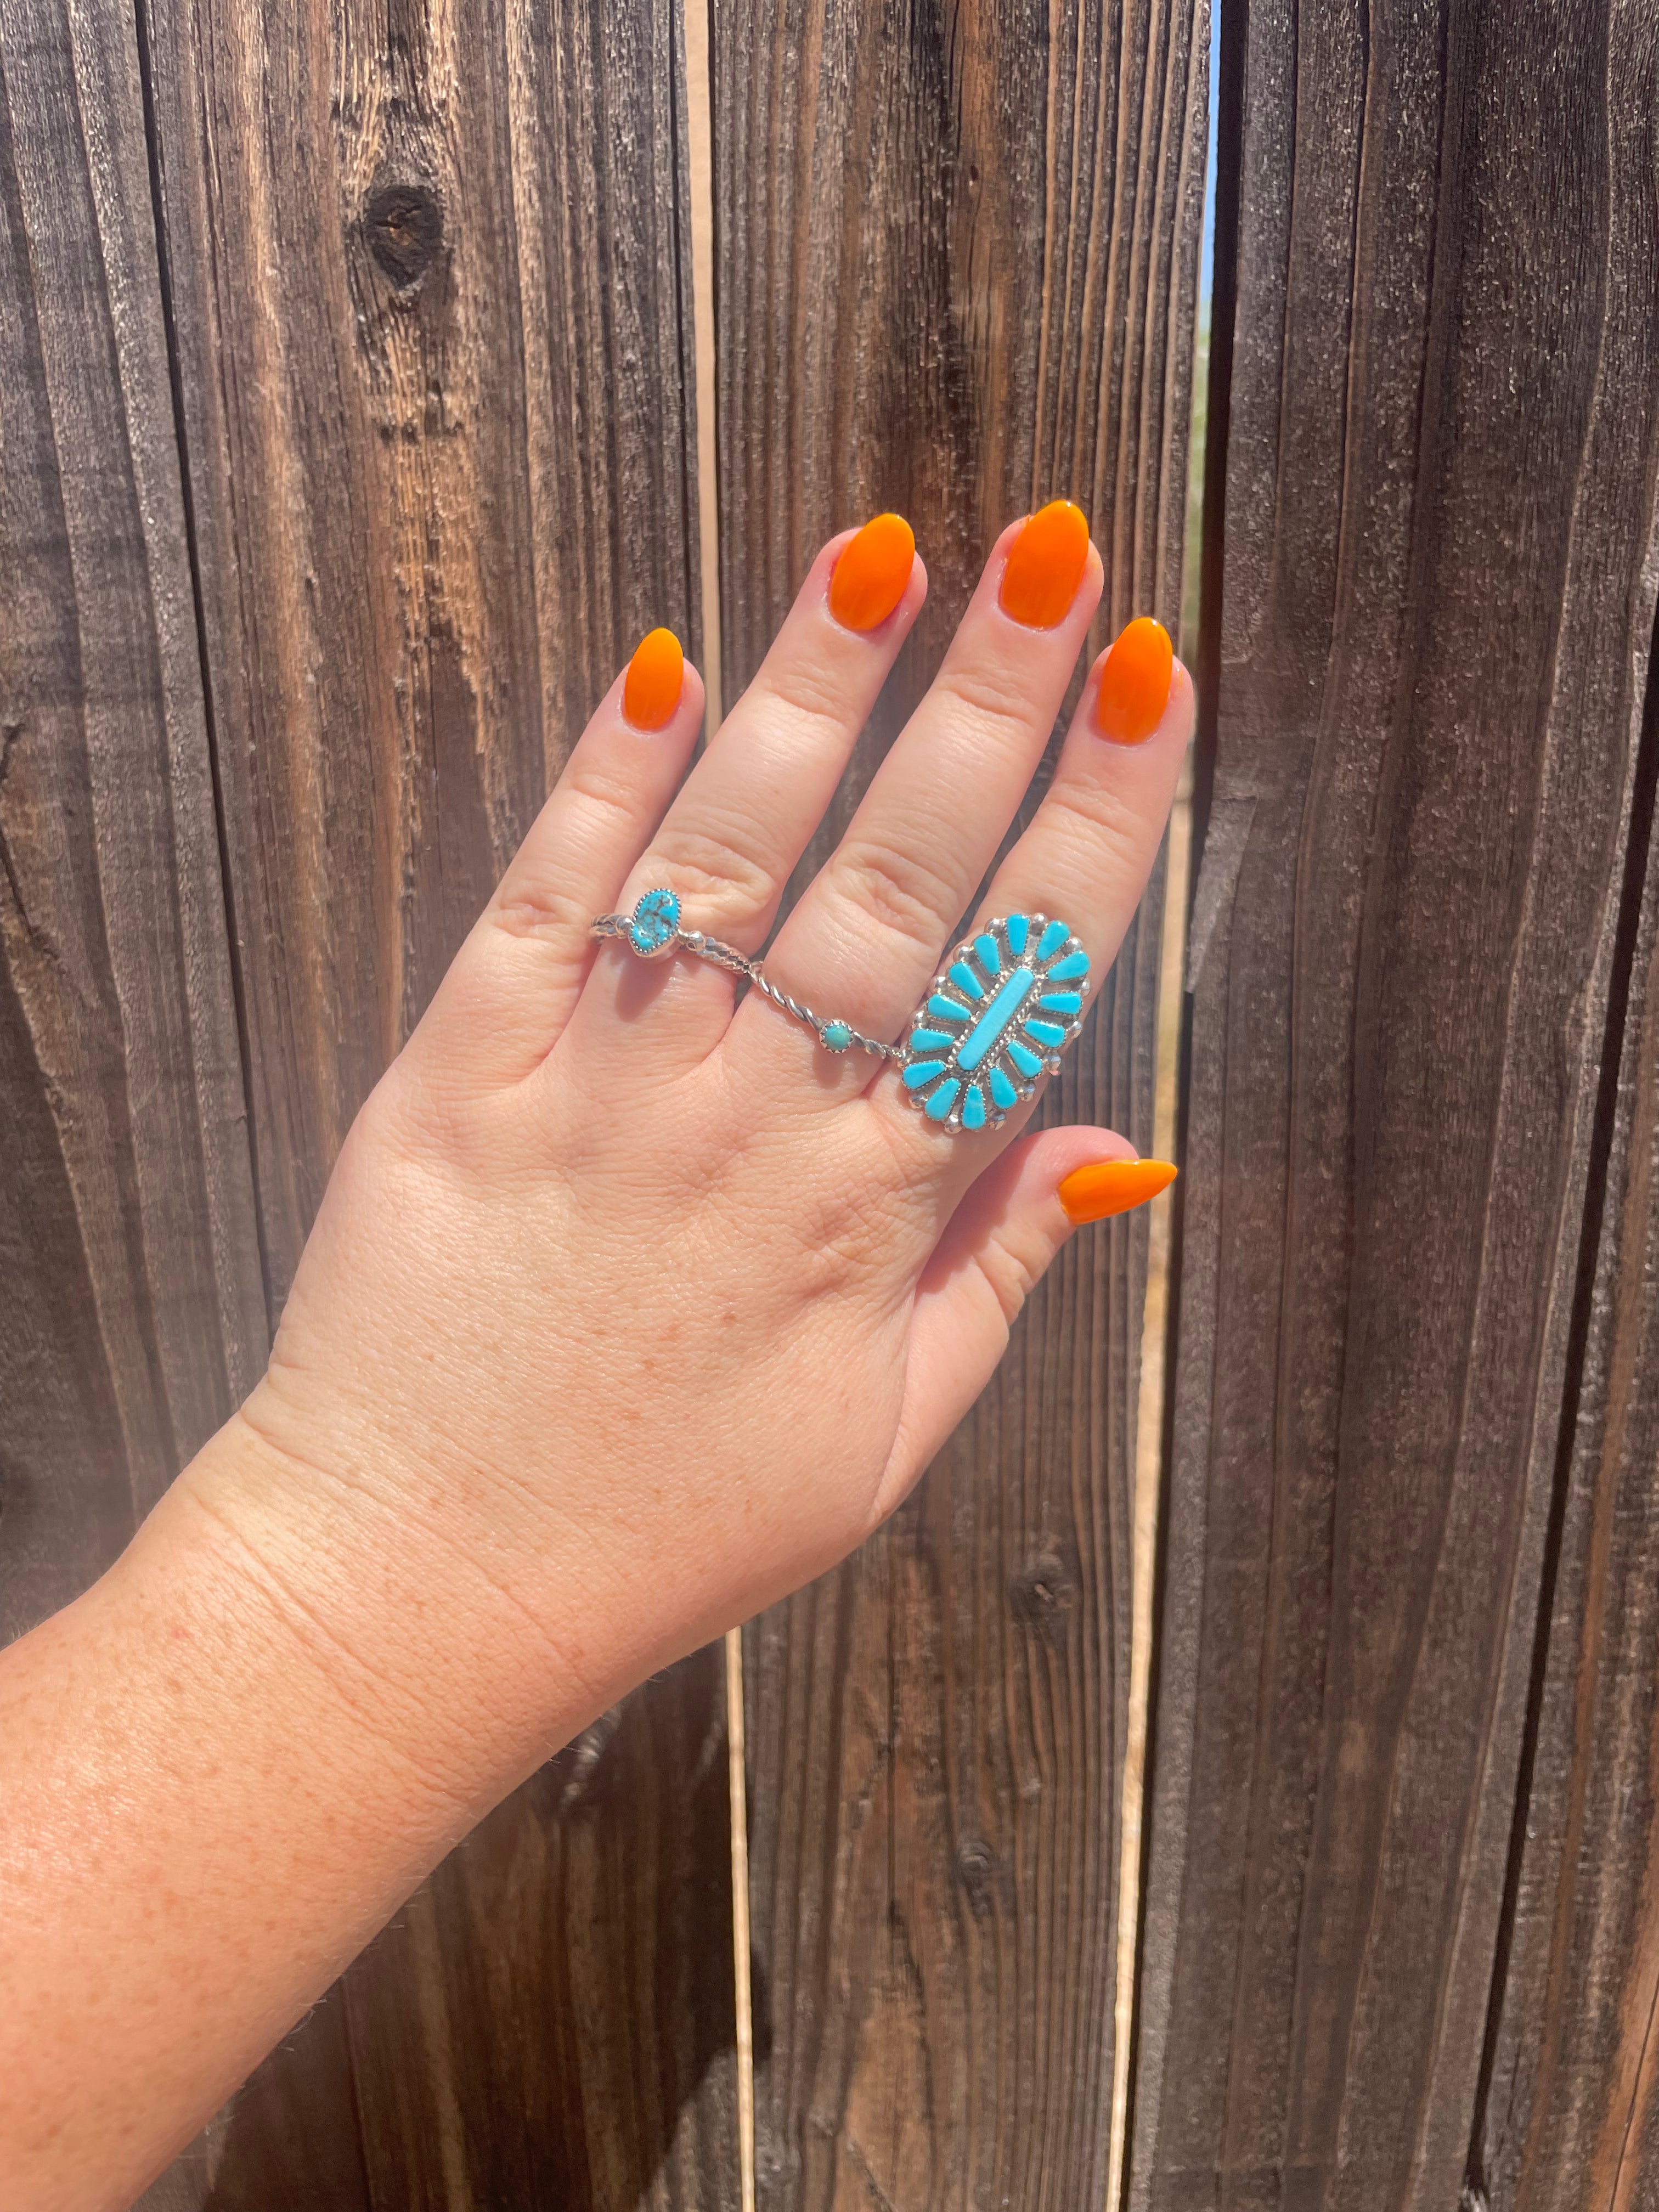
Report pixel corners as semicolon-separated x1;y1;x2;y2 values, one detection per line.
1009;1549;1079;1630
363;182;444;289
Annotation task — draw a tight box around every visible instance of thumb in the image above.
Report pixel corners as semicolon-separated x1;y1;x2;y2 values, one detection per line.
869;1127;1176;1526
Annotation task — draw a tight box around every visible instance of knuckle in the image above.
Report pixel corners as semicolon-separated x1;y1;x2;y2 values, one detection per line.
490;877;592;944
939;657;1046;748
562;754;649;831
830;833;963;954
1045;776;1150;875
755;656;855;739
650;819;778;916
976;1228;1045;1328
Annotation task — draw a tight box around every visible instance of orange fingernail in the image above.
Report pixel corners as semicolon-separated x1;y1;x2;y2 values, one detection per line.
1095;616;1173;743
1058;1158;1177;1224
622;628;684;730
828;512;916;631
998;499;1091;629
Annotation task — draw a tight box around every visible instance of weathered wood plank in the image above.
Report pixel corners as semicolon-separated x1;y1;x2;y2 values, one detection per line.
1131;4;1659;2208
0;0;266;1638
140;0;736;2200
1470;35;1659;2189
716;4;1208;2203
1472;631;1659;2212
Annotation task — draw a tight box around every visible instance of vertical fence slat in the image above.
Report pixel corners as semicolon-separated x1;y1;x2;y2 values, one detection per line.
138;0;737;2201
0;0;266;1625
1132;3;1659;2208
713;5;1207;2204
1469;27;1659;2199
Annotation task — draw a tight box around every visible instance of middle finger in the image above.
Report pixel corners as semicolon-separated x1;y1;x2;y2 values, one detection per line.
731;500;1102;1073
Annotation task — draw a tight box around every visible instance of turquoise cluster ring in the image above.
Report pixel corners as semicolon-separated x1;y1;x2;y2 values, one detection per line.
591;889;1090;1131
897;913;1090;1130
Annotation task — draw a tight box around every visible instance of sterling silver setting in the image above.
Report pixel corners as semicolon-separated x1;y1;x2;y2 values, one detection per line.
590;889;900;1062
590;890;1091;1124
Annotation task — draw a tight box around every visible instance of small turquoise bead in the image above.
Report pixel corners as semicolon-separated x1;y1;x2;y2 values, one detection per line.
974;934;1002;979
821;1019;853;1053
909;1027;953;1054
925;1077;961;1121
929;995;969;1024
1039;990;1082;1014
989;1066;1018;1111
1005;913;1030;955
1037;919;1070;961
962;1084;987;1130
1046;950;1089;982
950;961;986;1002
1023;1019;1066;1047
904;1059;946;1089
1007;1041;1043;1079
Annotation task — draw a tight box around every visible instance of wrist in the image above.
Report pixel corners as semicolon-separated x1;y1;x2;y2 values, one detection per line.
165;1395;612;1830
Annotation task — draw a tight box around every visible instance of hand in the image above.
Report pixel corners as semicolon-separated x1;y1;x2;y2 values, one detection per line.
188;503;1192;1813
1;505;1191;2209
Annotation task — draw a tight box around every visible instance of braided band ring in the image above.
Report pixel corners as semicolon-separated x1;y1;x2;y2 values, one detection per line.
591;888;1091;1131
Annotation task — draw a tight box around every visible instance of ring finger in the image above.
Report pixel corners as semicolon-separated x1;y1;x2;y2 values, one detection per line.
886;618;1190;1158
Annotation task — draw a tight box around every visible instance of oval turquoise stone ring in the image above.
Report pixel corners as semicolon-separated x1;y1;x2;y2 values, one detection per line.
899;913;1090;1131
628;887;681;956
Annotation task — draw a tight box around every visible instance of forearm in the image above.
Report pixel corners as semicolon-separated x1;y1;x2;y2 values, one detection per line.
0;1413;601;2212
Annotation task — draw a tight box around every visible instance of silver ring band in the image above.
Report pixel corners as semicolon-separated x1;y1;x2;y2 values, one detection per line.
590;893;900;1061
591;888;1091;1128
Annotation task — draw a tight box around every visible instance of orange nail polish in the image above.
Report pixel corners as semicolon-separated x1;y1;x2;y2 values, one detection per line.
828;512;916;631
1058;1158;1177;1224
998;499;1091;629
1095;616;1173;743
622;628;684;730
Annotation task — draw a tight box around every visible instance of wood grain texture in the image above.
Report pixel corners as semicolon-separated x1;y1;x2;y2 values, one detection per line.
716;4;1208;2203
1131;4;1659;2208
139;0;735;2200
1472;629;1659;2212
1470;33;1659;2189
0;0;266;1645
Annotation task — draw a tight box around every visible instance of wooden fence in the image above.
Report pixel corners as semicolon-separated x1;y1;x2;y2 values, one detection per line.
2;0;1657;2207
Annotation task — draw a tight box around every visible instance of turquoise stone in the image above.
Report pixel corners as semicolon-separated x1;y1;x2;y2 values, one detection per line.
900;913;1086;1132
629;887;681;955
957;966;1037;1072
821;1019;853;1053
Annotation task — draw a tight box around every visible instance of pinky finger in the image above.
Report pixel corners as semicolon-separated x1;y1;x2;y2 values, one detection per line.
867;1129;1176;1527
409;633;705;1087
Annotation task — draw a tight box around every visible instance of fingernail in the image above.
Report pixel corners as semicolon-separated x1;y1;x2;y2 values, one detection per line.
623;628;685;730
828;512;916;631
997;499;1091;629
1095;616;1174;744
1059;1158;1177;1224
